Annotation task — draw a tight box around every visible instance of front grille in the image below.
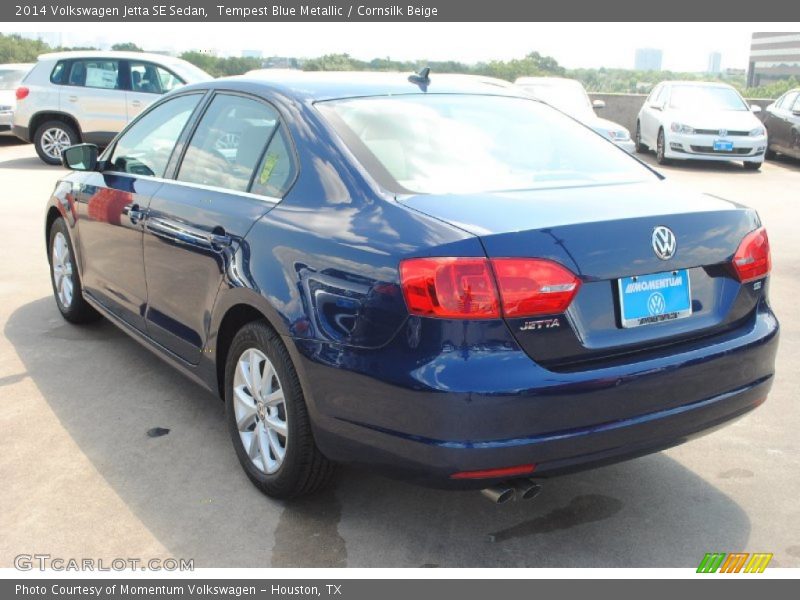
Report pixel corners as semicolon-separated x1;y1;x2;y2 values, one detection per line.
694;129;749;136
690;145;752;155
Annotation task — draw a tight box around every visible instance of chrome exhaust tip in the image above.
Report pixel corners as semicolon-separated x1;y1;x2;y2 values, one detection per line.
512;479;543;501
481;485;515;504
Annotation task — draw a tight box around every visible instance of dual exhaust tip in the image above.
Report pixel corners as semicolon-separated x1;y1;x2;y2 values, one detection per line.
481;479;542;504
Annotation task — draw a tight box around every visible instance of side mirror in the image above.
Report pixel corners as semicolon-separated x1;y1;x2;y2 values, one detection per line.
750;104;762;114
592;99;606;110
650;103;663;111
62;143;98;171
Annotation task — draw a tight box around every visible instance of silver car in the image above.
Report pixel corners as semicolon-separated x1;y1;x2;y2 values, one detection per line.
0;63;34;136
13;51;211;164
515;76;635;153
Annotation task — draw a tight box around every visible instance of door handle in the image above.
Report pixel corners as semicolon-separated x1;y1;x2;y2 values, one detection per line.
68;95;78;102
123;203;145;224
146;217;233;250
131;100;142;108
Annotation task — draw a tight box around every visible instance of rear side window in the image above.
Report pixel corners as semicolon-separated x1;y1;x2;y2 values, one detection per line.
130;61;184;94
177;94;280;193
50;61;68;84
107;93;201;177
249;128;297;198
64;59;121;89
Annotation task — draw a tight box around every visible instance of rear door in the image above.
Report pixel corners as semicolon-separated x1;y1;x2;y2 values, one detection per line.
142;92;297;364
74;92;204;330
62;58;127;142
126;60;186;122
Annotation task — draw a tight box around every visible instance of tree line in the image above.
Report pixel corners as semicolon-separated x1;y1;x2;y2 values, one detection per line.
2;33;795;98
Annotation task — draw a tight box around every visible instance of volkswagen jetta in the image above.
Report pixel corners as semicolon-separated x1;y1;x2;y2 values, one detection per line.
45;71;779;501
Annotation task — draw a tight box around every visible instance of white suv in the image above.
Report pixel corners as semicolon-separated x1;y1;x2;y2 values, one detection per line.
635;81;767;170
13;51;211;164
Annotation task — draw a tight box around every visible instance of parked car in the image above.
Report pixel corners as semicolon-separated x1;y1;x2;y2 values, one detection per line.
635;81;767;169
13;51;211;164
46;72;778;501
0;63;34;136
515;76;635;152
760;88;800;161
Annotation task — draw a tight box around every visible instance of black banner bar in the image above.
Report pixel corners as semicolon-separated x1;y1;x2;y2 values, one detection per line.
4;0;800;22
4;579;800;600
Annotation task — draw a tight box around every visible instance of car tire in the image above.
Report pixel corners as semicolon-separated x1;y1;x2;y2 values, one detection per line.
656;128;670;165
743;161;762;171
34;120;79;165
48;217;101;324
225;320;336;499
635;121;647;153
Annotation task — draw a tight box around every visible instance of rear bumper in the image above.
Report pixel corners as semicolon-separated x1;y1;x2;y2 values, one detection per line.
291;304;779;488
12;124;30;143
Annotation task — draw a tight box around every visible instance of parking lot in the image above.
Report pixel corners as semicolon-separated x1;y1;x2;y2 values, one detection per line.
0;136;798;568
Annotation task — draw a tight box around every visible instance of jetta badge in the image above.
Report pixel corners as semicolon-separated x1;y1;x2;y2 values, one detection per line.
652;226;677;260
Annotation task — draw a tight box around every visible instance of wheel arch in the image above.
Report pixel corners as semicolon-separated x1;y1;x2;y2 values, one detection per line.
29;111;83;141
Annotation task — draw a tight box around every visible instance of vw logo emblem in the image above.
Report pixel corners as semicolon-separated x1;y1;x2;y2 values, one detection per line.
652;226;677;260
648;292;666;316
719;129;728;137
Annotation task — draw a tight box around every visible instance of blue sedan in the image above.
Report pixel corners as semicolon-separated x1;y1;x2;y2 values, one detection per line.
45;71;779;501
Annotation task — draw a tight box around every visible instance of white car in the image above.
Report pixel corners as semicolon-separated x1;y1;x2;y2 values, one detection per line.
515;77;635;152
635;81;767;170
0;63;34;136
13;51;211;164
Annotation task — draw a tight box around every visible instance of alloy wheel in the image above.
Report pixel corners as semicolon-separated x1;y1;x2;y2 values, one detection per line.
41;127;72;160
51;231;74;308
232;348;288;475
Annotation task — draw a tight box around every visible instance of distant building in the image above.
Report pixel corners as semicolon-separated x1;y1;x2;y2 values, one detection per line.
635;48;663;71
242;49;263;59
707;52;722;74
748;32;800;87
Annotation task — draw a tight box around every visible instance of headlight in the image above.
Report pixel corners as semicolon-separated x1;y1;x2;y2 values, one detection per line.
607;129;631;141
749;127;766;137
670;122;695;134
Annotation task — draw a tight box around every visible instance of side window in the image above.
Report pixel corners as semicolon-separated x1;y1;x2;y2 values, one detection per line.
50;61;68;84
130;62;184;94
67;59;121;89
177;94;279;193
250;128;297;198
107;93;201;177
783;92;800;111
792;94;800;113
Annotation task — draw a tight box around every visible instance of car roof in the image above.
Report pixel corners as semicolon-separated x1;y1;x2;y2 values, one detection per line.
659;80;736;89
36;50;188;65
219;70;524;102
515;76;583;87
0;63;35;70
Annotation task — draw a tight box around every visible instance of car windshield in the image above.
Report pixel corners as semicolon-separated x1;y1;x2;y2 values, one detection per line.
517;83;595;120
319;94;654;194
669;86;748;111
0;68;28;90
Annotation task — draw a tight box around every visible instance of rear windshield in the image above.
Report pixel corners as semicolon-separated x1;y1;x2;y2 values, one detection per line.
318;94;655;194
669;86;748;111
0;68;28;90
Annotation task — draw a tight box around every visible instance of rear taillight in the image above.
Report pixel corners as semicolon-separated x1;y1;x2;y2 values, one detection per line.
491;258;581;317
732;227;771;283
399;257;500;319
399;257;580;319
15;86;29;101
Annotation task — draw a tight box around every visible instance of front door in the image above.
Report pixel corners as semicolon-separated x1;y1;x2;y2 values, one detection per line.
75;92;204;331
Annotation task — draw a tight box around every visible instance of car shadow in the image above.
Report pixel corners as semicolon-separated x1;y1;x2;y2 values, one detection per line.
0;155;59;171
5;296;752;568
638;151;800;174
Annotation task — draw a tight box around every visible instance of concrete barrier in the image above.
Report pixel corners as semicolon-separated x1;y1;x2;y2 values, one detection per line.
587;93;775;135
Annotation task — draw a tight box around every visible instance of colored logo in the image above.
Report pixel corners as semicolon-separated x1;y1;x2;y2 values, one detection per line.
647;292;666;316
696;552;773;573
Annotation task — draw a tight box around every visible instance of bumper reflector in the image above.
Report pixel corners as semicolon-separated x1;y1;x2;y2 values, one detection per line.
450;463;536;480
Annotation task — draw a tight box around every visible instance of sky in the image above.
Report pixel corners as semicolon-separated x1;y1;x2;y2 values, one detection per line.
5;22;799;71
